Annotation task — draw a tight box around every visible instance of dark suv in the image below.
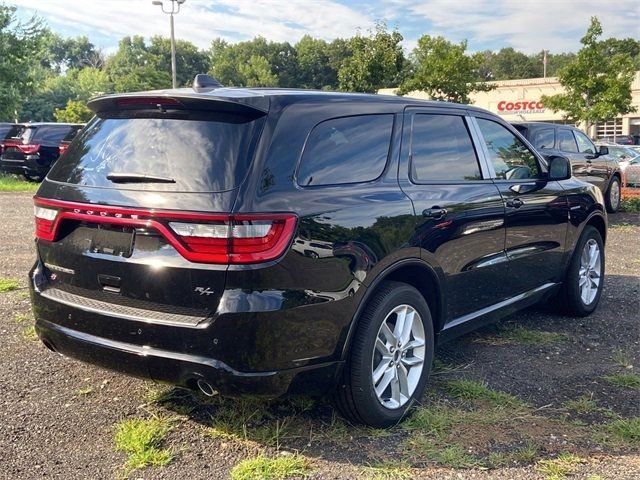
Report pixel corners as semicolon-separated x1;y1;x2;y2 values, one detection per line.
30;78;607;427
513;122;621;213
0;123;83;181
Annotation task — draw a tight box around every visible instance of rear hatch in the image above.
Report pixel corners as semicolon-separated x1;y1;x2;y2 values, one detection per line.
1;124;32;159
34;94;272;325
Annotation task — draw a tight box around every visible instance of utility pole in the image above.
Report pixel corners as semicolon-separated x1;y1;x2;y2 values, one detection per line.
542;49;548;78
151;0;186;89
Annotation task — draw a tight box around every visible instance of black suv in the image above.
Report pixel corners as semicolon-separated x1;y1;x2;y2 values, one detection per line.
30;79;607;427
513;122;621;213
0;123;83;181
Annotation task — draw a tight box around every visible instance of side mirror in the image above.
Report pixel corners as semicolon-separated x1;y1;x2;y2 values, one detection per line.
598;145;609;156
548;156;571;181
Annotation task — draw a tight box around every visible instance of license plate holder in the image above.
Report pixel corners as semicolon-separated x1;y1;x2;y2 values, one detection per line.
90;226;134;258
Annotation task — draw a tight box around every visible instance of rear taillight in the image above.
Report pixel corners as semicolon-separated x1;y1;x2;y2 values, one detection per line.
33;197;297;265
59;143;69;156
17;144;40;155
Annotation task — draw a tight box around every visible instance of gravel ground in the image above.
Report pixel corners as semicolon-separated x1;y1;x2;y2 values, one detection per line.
0;191;638;480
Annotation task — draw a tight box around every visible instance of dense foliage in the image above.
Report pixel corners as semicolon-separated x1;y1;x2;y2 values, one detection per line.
1;5;638;123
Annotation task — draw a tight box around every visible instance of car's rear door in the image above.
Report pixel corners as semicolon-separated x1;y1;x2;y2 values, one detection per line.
573;129;609;191
470;115;569;294
398;107;507;322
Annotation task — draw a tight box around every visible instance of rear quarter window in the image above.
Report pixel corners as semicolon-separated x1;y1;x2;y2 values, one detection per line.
297;114;393;187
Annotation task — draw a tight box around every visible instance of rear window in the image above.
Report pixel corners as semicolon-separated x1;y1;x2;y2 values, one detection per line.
32;125;73;145
5;125;27;141
48;113;265;192
297;114;393;187
61;126;83;142
0;124;13;139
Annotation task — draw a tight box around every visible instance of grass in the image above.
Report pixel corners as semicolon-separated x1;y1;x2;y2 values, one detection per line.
536;453;584;479
22;325;37;341
14;312;32;323
230;454;310;480
114;416;173;475
404;436;477;468
0;278;20;293
612;349;634;370
601;373;640;390
562;394;599;414
0;174;39;192
620;197;640;213
598;417;640;448
361;461;413;480
439;379;525;408
499;325;567;346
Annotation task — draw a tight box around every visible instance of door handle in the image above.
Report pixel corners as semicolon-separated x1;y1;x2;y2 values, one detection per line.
506;198;524;209
422;207;447;219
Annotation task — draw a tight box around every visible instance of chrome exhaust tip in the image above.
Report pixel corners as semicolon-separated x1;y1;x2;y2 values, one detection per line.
196;378;216;397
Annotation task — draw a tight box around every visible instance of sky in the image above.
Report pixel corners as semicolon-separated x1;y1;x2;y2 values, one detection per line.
9;0;640;55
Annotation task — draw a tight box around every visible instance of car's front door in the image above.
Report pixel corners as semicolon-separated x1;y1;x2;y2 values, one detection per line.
471;115;569;294
398;108;507;322
573;129;609;191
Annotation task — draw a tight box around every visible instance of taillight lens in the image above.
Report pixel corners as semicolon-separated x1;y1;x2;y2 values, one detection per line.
17;144;40;155
59;144;69;156
34;205;59;241
33;197;297;265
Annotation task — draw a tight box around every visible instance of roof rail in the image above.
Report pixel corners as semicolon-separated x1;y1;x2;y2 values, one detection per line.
192;74;223;93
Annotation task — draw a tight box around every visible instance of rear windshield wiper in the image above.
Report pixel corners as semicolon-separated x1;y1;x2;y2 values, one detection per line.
107;173;176;184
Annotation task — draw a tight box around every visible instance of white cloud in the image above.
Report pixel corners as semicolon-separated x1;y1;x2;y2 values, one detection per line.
391;0;640;53
10;0;375;48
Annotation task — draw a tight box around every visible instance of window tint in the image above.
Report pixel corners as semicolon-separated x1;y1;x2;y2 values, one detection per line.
557;129;578;153
410;114;481;182
531;128;555;149
297;114;393;186
33;126;72;145
476;118;541;180
573;130;595;154
48;113;265;192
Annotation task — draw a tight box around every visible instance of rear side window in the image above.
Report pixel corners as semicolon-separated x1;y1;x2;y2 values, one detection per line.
297;114;393;187
410;114;482;182
476;118;541;180
557;129;578;153
48;113;265;192
531;128;555;149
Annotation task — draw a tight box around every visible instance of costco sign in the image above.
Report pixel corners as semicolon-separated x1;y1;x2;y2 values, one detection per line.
497;100;545;114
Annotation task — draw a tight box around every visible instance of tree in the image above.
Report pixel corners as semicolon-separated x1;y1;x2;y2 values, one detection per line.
476;47;541;81
541;17;637;133
148;36;208;87
0;5;46;121
398;35;493;103
106;36;171;92
337;24;405;93
54;99;92;122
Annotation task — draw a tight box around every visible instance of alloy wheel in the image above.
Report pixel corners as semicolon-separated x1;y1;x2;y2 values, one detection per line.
579;238;602;305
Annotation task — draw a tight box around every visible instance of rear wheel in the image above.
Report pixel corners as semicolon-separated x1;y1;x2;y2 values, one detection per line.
23;172;45;182
605;176;621;213
334;281;434;427
558;226;604;316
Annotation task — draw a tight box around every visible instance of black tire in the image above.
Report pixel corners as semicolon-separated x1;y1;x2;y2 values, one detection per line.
334;281;434;427
605;176;621;213
23;172;44;183
557;226;604;317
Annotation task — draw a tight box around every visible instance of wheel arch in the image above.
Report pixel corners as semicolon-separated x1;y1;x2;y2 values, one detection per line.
340;258;444;361
585;213;607;245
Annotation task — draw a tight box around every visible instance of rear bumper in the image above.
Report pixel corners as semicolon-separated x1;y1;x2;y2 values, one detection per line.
35;317;338;396
0;155;47;176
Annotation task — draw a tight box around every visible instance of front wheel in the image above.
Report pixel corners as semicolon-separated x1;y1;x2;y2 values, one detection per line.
334;281;434;427
605;177;621;213
558;226;604;316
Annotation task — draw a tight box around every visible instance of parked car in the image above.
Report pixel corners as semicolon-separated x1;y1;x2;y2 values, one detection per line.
30;76;607;427
0;123;83;181
597;135;637;145
513;122;622;213
0;123;19;155
624;163;640;187
58;124;84;157
598;143;640;172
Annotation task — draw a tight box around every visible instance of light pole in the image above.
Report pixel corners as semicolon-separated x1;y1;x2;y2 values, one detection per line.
151;0;185;89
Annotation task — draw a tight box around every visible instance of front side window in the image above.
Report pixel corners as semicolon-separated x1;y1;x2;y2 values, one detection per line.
297;114;393;187
557;129;578;153
573;130;596;154
531;128;555;150
476;118;541;180
410;114;482;182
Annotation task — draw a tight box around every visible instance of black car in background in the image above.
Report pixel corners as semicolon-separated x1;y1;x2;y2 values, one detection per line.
30;78;607;427
513;122;621;213
0;123;83;181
